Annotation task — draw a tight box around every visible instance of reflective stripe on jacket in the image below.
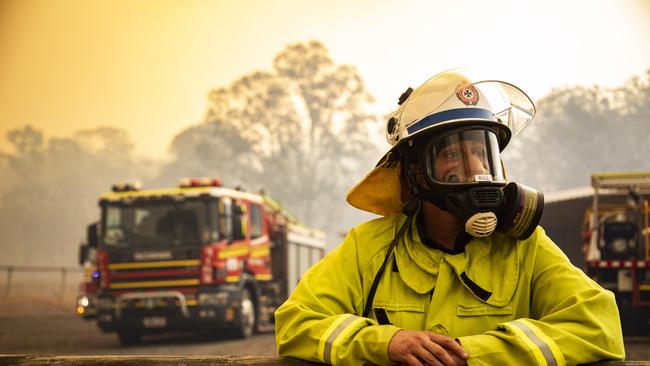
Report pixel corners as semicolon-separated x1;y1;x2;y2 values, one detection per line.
274;214;625;365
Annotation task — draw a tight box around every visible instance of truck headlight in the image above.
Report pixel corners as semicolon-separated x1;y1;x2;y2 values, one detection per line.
77;296;90;308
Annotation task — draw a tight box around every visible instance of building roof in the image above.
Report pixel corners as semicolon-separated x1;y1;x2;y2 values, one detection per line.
544;186;594;204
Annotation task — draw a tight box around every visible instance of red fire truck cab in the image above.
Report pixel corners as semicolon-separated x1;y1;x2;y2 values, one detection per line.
78;178;325;345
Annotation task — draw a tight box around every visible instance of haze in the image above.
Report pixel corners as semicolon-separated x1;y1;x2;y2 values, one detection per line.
1;0;649;159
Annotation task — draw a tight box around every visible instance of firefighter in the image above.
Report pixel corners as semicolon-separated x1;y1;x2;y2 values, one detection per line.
275;70;625;366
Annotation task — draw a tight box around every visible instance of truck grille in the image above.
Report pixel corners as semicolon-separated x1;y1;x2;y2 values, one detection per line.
107;259;201;291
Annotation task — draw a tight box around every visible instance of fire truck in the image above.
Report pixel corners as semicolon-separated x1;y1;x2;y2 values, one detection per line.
582;171;650;335
77;178;326;345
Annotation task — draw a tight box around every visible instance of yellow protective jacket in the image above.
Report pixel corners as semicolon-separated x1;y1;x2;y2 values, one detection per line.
275;214;625;366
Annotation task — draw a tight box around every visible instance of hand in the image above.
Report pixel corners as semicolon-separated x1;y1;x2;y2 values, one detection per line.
388;330;468;366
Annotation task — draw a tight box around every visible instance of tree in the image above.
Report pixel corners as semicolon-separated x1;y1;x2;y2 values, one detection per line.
271;41;377;223
6;125;44;156
163;40;381;240
0;126;150;267
503;69;650;192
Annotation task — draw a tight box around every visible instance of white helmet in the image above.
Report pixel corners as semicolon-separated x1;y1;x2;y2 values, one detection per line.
347;69;536;217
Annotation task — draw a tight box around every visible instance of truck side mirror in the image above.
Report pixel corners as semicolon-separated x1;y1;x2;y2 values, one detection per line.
219;198;233;243
232;202;245;241
79;243;89;265
87;222;98;248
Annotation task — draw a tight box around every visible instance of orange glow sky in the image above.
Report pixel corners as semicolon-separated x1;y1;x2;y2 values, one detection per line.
1;0;649;159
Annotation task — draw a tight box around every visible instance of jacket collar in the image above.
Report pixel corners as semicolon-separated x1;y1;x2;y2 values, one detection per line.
394;214;520;306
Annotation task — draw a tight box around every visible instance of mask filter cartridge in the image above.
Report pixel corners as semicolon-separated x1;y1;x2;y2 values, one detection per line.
497;182;544;240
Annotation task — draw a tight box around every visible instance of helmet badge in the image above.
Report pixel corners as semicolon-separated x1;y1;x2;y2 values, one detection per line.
456;85;479;106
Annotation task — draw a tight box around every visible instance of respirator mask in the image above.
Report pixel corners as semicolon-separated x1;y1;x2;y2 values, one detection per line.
412;126;544;240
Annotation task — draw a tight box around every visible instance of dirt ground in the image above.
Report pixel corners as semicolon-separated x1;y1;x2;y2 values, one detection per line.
1;296;649;360
0;297;277;356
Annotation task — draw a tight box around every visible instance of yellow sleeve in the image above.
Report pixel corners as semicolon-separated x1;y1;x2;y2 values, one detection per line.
275;227;401;365
458;227;626;366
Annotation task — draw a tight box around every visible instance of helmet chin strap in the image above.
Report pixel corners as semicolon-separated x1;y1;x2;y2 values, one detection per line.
400;153;423;217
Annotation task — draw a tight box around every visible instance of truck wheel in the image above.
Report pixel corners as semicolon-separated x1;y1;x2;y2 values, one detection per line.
117;330;142;346
235;288;256;339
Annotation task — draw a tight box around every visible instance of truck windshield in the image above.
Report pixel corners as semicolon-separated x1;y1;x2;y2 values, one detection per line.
101;199;216;248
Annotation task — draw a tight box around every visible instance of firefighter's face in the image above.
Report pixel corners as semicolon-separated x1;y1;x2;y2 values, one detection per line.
433;140;489;183
413;128;503;186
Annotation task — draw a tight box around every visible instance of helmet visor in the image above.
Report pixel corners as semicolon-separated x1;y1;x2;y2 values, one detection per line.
423;129;505;185
473;80;536;137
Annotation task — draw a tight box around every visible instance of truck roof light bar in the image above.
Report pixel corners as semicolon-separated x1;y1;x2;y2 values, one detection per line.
178;177;223;188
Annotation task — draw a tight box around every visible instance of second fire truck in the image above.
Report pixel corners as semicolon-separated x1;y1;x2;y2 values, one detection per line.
582;171;650;335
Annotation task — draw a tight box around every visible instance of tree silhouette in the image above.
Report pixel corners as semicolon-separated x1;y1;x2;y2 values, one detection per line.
0;126;150;266
504;70;650;192
163;40;380;237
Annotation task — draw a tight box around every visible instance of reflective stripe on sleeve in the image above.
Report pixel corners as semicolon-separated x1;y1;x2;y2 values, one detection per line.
319;314;364;365
329;316;368;364
507;320;565;366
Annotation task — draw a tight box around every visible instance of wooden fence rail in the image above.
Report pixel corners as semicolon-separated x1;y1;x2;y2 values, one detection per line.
0;355;316;366
0;355;647;366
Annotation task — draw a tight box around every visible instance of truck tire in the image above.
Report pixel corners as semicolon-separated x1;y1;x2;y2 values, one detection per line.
234;288;256;339
117;330;142;346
